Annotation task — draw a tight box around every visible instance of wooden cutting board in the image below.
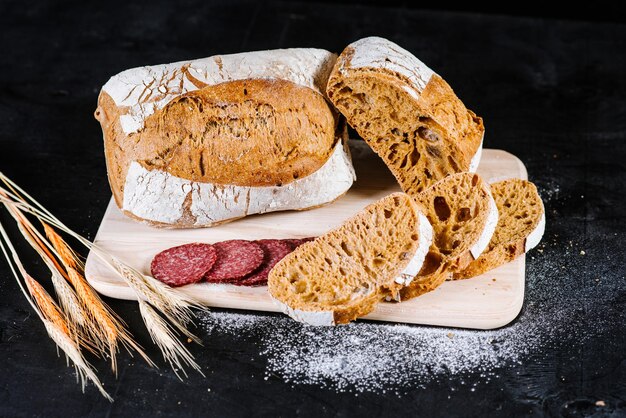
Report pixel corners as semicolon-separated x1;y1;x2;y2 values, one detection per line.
85;142;527;329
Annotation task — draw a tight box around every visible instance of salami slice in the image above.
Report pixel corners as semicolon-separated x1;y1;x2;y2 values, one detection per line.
204;240;264;282
237;239;293;286
150;243;217;287
283;237;316;250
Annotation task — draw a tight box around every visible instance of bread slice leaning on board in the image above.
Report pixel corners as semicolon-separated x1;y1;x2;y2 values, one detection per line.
268;193;433;325
399;172;498;301
326;36;484;197
95;48;355;228
454;179;545;279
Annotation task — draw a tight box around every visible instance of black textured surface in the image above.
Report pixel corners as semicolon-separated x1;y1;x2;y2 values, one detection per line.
1;1;625;417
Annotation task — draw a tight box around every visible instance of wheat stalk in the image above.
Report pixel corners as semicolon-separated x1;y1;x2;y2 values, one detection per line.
43;223;190;352
47;269;104;356
48;268;86;327
138;301;203;379
0;197;146;370
0;222;111;401
0;173;204;378
34;204;205;350
2;202;91;343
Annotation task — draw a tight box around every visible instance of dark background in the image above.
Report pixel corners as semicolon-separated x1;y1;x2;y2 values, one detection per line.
1;1;625;417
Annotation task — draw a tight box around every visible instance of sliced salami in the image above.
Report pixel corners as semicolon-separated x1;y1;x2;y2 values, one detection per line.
283;237;316;250
237;239;293;286
204;240;264;282
150;243;217;287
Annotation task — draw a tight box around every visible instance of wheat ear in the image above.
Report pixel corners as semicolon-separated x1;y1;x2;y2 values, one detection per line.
110;257;202;340
24;274;71;336
2;203;95;346
43;222;83;270
138;301;204;379
0;223;111;401
42;320;113;401
0;199;139;368
1;175;202;375
66;266;155;373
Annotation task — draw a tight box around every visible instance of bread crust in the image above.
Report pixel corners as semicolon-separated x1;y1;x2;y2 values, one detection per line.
114;122;354;228
95;49;360;228
326;37;484;196
119;172;352;230
97;79;340;206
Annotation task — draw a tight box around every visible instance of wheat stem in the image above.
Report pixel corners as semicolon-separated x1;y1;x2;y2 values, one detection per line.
2;201;113;359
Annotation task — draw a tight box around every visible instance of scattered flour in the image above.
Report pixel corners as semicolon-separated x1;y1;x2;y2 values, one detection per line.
196;233;619;394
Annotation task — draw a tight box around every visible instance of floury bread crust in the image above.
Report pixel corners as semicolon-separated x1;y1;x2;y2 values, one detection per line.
99;49;337;136
454;179;545;280
268;193;433;326
121;134;355;227
326;37;484;197
400;173;498;301
95;48;357;228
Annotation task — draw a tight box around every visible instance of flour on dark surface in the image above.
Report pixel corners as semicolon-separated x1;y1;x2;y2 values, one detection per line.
198;229;623;395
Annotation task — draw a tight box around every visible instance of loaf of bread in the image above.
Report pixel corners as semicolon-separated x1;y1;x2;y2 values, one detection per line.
454;179;545;279
268;193;433;325
326;37;484;197
95;49;356;228
399;173;498;301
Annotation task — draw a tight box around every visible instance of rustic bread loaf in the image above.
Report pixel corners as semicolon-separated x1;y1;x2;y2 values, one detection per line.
326;37;484;197
454;179;545;280
399;173;498;300
268;192;433;325
95;49;355;228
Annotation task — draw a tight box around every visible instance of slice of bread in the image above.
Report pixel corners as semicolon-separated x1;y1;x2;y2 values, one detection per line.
268;192;433;325
327;36;484;197
454;179;545;280
399;173;498;300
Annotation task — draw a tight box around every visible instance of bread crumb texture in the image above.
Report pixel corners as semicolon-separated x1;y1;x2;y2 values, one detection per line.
268;193;426;324
401;173;494;300
327;37;484;196
454;179;545;279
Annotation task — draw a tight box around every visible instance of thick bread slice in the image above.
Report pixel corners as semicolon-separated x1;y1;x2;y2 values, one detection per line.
268;193;433;325
454;179;545;280
399;173;498;300
95;49;357;228
326;37;484;197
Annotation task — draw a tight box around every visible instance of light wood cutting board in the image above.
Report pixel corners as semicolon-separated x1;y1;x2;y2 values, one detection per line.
85;142;527;329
